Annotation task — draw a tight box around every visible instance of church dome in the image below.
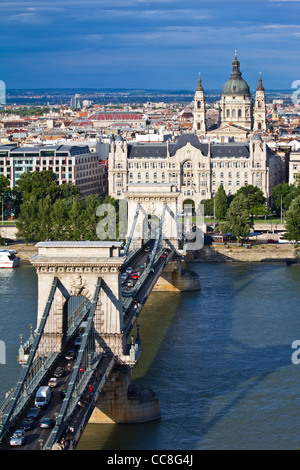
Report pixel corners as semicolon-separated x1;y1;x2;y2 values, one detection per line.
222;53;250;96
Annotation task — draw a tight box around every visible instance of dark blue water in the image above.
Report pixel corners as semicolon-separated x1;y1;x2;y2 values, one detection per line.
1;262;300;449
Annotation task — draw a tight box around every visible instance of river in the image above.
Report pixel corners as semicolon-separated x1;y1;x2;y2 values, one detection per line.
1;261;300;450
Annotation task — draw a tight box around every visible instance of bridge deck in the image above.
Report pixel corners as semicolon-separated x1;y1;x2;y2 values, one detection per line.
1;242;175;450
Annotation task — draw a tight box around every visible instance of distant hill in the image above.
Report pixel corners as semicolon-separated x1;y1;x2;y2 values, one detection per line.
5;88;294;106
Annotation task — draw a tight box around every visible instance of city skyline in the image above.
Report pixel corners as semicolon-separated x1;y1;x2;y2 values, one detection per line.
0;0;300;91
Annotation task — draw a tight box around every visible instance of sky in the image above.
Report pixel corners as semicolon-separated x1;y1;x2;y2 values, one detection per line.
0;0;300;91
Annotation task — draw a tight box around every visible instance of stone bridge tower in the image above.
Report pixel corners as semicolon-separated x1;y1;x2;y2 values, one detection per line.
30;241;125;357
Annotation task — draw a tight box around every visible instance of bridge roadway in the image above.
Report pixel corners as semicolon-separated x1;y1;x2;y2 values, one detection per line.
1;242;173;450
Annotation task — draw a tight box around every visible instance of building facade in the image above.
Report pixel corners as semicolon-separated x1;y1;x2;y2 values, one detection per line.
193;53;267;141
108;133;283;209
289;151;300;186
0;144;107;197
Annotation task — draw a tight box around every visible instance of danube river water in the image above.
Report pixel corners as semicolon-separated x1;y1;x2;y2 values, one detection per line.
1;261;300;450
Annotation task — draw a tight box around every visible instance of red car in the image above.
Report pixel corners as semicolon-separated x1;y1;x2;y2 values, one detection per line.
132;273;139;280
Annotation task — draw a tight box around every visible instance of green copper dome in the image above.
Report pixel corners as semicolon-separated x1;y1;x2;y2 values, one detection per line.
222;53;250;96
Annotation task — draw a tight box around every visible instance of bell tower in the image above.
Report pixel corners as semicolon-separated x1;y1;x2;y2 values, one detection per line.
193;73;206;135
253;73;267;132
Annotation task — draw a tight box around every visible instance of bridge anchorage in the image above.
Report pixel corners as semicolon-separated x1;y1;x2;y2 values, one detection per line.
0;195;201;450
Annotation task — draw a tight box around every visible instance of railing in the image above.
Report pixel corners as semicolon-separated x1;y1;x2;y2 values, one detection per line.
0;277;59;443
68;356;116;450
44;278;102;450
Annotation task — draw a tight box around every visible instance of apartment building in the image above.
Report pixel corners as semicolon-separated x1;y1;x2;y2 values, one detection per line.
289;151;300;186
0;144;107;197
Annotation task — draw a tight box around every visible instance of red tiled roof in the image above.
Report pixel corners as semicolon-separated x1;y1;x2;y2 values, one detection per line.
88;113;143;121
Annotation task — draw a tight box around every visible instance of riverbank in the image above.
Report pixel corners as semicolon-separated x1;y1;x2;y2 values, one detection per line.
6;241;299;264
7;243;38;261
187;243;298;263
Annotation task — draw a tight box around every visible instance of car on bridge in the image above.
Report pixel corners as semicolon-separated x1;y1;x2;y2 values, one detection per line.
65;349;76;361
53;366;64;378
126;267;133;274
132;273;139;280
48;377;58;388
10;429;26;446
27;407;41;419
20;418;34;431
126;280;134;288
40;417;55;429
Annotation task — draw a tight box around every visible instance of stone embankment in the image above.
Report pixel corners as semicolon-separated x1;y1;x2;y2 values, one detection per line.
187;243;298;263
5;242;299;264
6;243;38;261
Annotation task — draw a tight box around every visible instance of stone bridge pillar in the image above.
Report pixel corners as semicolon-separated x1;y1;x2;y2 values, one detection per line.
30;242;125;357
124;183;180;249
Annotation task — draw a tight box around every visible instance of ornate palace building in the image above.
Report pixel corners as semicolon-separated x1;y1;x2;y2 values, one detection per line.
108;133;283;210
108;54;284;210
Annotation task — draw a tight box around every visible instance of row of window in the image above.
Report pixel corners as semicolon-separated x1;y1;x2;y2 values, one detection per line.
125;161;260;170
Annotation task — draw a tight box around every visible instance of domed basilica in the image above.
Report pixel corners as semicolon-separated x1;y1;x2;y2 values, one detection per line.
193;52;267;140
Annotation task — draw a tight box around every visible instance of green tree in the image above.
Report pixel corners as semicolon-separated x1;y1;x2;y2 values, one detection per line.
16;196;39;243
222;194;253;243
16;170;59;203
215;184;228;220
285;196;300;244
201;198;214;217
81;194;102;240
235;185;266;217
58;182;80;200
36;196;53;240
67;198;84;240
0;176;10;220
0;175;10;199
272;182;300;213
50;198;69;240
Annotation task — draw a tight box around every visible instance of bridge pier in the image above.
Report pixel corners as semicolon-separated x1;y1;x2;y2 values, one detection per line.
154;259;201;292
89;368;161;424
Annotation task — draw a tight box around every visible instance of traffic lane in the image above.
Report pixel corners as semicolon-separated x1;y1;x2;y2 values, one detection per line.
7;359;75;450
122;248;154;291
124;250;171;324
122;241;155;274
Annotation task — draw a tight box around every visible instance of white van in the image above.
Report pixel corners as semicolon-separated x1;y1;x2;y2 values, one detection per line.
35;386;51;408
278;236;294;244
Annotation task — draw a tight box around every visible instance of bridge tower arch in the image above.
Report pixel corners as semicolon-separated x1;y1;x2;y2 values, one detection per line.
30;241;125;357
124;183;180;250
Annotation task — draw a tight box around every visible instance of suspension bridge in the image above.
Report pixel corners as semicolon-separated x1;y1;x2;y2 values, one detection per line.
0;199;201;450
